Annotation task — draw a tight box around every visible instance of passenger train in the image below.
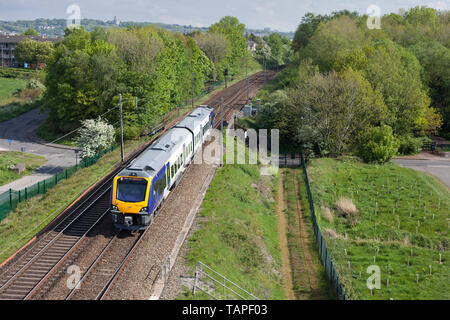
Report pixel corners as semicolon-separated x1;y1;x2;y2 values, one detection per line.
110;105;214;230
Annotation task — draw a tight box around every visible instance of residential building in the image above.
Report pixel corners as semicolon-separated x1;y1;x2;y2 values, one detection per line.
0;35;59;67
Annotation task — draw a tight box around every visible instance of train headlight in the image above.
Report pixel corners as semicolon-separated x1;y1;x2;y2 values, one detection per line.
140;207;148;213
112;205;118;211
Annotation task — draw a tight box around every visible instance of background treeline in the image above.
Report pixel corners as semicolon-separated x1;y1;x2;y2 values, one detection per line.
40;16;268;139
255;7;449;161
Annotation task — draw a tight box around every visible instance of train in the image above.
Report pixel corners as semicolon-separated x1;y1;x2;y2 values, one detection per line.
110;105;215;230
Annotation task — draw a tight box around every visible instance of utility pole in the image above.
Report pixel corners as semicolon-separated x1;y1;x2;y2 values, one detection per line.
246;53;249;103
225;65;229;88
119;93;124;163
135;96;138;109
263;54;266;85
192;71;195;109
220;97;224;167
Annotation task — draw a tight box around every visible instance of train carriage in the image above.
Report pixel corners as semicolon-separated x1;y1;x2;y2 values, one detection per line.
110;105;214;230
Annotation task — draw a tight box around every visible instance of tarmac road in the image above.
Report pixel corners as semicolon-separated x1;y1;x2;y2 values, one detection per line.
0;108;78;193
393;158;450;189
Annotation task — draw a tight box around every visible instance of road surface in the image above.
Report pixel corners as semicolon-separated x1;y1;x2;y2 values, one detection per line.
393;158;450;189
0;108;78;193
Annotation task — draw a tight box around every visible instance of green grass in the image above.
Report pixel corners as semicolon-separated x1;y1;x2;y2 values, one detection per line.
0;77;28;101
0;151;47;187
306;157;450;299
0;138;147;264
179;138;284;300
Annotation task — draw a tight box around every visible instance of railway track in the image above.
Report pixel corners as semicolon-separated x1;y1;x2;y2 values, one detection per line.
0;70;274;300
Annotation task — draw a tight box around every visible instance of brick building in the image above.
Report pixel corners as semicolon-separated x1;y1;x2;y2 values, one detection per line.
0;35;59;67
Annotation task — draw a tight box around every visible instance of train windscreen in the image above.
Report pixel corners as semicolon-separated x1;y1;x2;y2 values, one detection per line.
116;177;148;202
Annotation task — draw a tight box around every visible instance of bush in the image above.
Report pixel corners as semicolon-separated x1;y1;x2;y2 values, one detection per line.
398;135;423;155
358;125;399;164
76;117;115;159
27;79;45;90
122;125;141;141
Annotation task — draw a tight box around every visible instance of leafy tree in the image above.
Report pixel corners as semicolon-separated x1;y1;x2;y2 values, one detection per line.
302;16;365;71
14;38;54;67
358;125;399;164
75;117;115;159
22;27;39;36
194;32;230;82
209;16;247;76
44;27;123;131
409;40;450;135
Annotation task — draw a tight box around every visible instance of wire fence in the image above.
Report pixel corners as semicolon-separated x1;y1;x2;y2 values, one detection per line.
0;145;118;223
192;261;259;300
300;154;348;300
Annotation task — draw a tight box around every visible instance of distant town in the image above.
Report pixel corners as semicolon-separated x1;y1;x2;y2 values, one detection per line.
0;17;295;39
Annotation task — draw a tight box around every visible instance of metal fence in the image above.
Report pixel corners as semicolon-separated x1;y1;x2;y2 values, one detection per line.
192;261;259;300
300;154;347;300
0;145;118;223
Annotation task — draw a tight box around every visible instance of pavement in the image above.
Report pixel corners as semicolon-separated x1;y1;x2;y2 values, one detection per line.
0;108;78;194
393;153;450;189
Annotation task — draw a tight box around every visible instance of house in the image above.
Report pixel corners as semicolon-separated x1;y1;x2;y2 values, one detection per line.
247;40;257;55
0;35;59;68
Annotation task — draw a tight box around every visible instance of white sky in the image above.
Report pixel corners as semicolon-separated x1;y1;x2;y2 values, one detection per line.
0;0;448;32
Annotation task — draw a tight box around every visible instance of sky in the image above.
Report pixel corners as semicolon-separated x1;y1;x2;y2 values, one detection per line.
0;0;449;32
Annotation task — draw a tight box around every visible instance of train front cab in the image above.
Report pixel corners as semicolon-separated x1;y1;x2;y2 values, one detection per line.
110;175;153;230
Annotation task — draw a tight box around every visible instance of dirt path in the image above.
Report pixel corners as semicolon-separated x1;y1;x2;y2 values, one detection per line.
292;169;320;294
276;170;295;300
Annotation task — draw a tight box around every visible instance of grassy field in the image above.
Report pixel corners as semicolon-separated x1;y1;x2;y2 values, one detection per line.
0;151;47;187
306;157;449;299
0;74;44;123
0;77;28;101
179;139;284;300
0;138;147;264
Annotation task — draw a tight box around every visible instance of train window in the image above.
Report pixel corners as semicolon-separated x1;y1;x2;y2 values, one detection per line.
162;173;166;190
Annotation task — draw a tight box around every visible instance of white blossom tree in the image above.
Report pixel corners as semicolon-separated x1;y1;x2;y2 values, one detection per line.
76;117;115;159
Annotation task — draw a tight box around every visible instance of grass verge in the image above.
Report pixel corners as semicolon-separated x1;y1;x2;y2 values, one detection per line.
306;157;449;299
0;151;47;187
179;140;284;300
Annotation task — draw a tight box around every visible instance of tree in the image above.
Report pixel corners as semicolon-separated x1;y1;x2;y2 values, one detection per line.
292;13;330;52
409;40;450;135
194;32;230;82
13;38;54;67
302;16;365;71
358;125;399;164
209;16;247;75
75;117;115;159
22;27;39;36
44;27;123;131
290;69;387;156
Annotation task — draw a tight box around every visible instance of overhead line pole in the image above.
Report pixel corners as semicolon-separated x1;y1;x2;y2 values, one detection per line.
220;97;224;167
246;53;249;104
119;93;124;163
192;71;195;109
